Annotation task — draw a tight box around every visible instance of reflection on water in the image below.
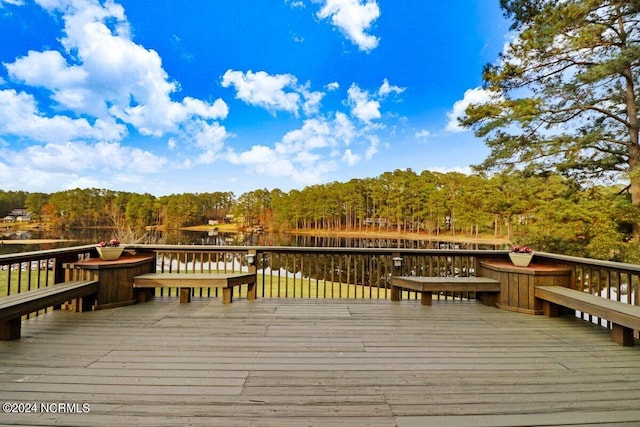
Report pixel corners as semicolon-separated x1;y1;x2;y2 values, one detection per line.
0;227;502;255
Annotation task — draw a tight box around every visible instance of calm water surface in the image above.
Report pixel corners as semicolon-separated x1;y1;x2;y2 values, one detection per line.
0;227;502;255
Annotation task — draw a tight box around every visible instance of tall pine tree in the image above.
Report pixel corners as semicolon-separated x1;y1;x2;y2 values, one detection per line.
464;0;640;232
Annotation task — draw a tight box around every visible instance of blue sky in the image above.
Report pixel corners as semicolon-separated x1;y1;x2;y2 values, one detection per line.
0;0;509;196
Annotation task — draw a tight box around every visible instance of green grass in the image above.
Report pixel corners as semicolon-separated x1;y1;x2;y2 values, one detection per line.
1;271;394;301
0;269;54;297
256;274;389;299
150;274;391;300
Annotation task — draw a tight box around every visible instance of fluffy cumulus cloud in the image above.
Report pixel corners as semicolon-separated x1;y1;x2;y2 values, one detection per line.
317;0;380;52
221;69;324;117
0;88;125;142
0;0;230;191
345;79;404;123
0;140;168;192
226;114;360;185
0;0;408;193
378;78;405;97
222;75;404;185
446;87;499;132
347;84;381;123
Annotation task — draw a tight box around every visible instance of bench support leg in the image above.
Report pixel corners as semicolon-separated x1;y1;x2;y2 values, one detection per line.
540;300;560;317
390;286;400;302
222;288;233;304
479;293;498;307
247;282;256;300
421;292;432;306
612;323;635;346
0;318;21;341
136;289;155;303
179;288;191;303
68;296;96;313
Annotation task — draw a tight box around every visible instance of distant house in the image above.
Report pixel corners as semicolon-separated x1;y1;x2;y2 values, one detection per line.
223;215;234;224
4;209;31;223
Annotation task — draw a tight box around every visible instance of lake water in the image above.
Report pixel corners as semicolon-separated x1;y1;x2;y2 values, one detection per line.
0;227;503;255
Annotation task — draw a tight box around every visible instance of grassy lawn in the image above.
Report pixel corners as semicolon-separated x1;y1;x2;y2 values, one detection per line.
1;270;394;301
257;274;389;299
151;274;390;300
0;269;54;296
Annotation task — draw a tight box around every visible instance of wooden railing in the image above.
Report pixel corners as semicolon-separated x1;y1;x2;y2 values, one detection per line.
130;245;505;301
0;245;95;317
2;244;640;327
534;252;640;327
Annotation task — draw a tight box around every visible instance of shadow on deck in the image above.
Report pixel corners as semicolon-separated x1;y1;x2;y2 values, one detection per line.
1;298;640;426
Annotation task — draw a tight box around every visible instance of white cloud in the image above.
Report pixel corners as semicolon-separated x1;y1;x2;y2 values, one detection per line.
299;86;325;116
345;79;404;123
317;0;380;52
6;50;87;88
378;78;405;97
221;69;303;116
365;135;378;159
415;129;431;140
446;87;499;133
193;121;230;164
221;69;327;118
3;0;229;147
226;113;366;185
347;83;380;123
0;89;126;142
333;112;356;144
286;0;305;8
342;149;360;165
326;81;340;91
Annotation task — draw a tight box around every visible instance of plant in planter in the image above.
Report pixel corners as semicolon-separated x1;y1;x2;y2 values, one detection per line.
96;239;124;261
509;245;533;267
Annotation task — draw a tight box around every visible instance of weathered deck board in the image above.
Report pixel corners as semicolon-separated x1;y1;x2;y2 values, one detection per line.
1;298;639;426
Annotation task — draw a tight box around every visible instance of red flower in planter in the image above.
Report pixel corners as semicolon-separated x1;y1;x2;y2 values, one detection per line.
98;239;120;247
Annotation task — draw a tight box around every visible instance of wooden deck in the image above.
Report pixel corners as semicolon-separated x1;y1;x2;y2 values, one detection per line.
1;298;640;426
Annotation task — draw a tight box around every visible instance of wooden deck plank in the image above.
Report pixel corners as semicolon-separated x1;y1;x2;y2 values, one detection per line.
1;298;639;426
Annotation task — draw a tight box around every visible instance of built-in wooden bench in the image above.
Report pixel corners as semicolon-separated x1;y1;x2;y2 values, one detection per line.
0;280;99;340
535;286;640;346
390;276;500;306
133;273;257;304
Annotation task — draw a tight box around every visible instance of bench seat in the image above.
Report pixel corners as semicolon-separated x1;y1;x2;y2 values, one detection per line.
535;286;640;346
390;276;500;306
0;280;99;340
133;273;257;304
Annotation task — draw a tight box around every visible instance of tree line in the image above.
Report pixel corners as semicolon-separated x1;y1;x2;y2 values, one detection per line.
1;168;637;262
0;189;235;232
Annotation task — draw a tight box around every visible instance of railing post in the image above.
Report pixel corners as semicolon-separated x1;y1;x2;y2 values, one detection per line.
246;249;257;299
392;252;403;276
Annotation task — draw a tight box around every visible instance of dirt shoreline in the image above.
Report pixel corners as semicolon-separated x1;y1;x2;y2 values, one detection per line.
0;239;75;245
290;229;511;246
